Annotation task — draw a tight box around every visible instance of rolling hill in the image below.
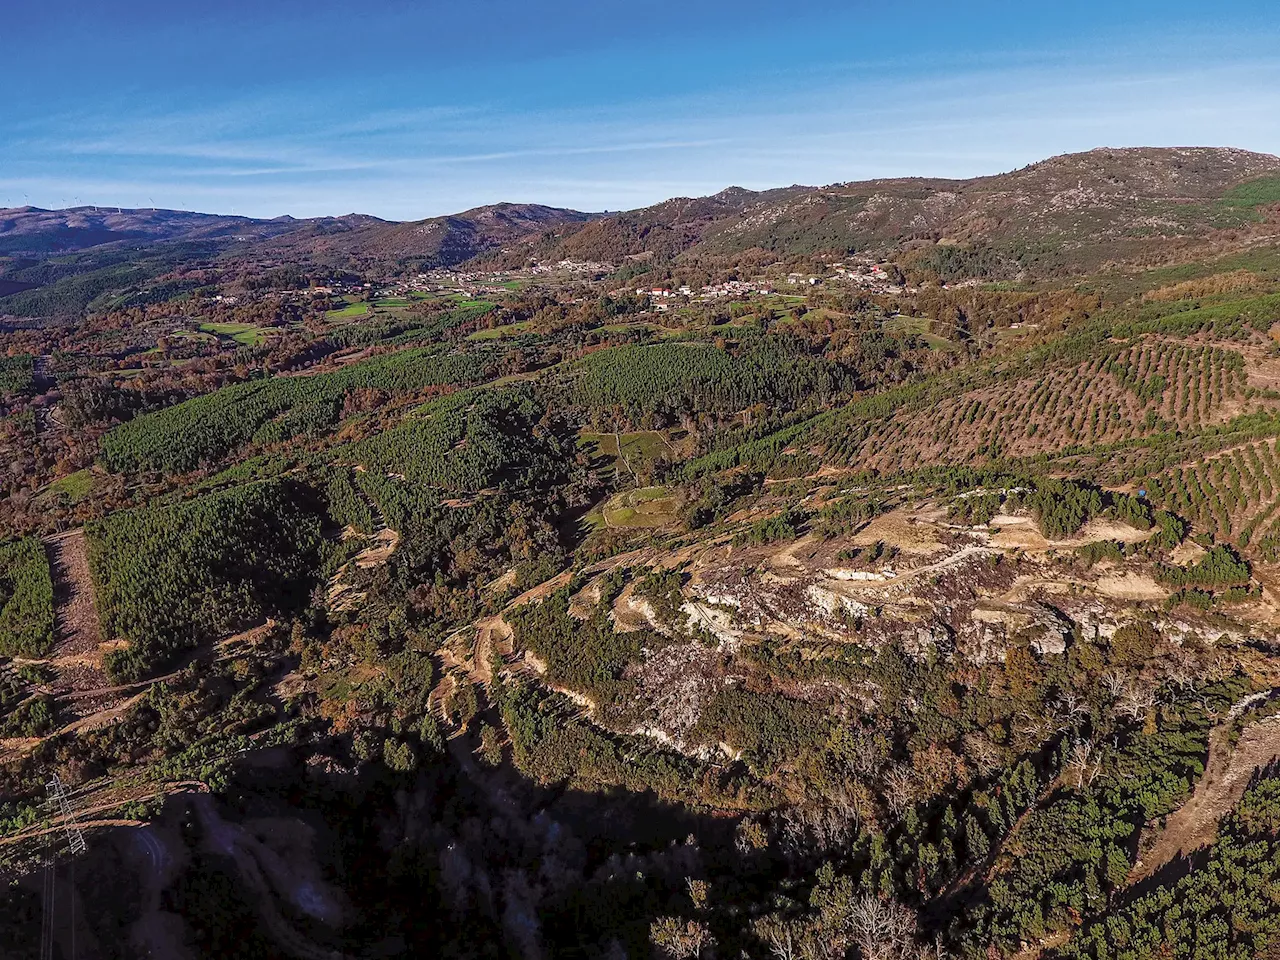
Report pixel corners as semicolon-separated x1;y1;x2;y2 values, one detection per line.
0;205;376;256
6;147;1279;297
260;201;598;266
9;145;1280;960
531;146;1280;276
0;202;596;316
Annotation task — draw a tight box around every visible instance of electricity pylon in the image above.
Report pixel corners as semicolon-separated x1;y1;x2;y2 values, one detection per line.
45;774;86;856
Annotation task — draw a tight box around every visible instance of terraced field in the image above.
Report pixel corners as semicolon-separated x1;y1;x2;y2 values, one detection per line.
818;337;1260;474
1145;439;1280;556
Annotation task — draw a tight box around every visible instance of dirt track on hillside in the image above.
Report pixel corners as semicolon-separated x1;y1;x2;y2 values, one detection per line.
44;529;106;692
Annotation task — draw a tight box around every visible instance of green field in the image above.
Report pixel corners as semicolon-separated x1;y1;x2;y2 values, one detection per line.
169;329;218;343
326;301;371;319
600;486;681;529
468;320;533;341
1220;175;1280;209
451;296;497;311
41;469;94;504
580;430;674;465
883;314;955;350
198;321;266;346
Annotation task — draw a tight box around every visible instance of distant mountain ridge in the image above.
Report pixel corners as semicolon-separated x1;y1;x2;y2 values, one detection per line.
0;201;599;271
0;206;377;256
4;147;1280;278
531;146;1280;274
260;202;599;267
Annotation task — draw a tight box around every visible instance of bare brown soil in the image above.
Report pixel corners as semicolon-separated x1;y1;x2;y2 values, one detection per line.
851;508;948;554
846;347;1256;474
611;583;660;632
1092;570;1170;601
353;527;399;568
471;616;514;685
568;576;606;619
327;527;399;610
1009;930;1071;960
508;568;574;607
1243;348;1280;392
44;529;105;689
986;515;1152;553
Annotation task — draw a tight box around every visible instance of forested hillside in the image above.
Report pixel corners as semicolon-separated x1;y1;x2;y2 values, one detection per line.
86;480;327;679
101;346;499;474
6;148;1280;960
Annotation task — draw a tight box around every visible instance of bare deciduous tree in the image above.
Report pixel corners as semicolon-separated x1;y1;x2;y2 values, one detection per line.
846;894;918;960
962;732;1002;775
1117;683;1156;721
650;917;715;959
1065;737;1101;789
1101;670;1128;700
883;764;919;816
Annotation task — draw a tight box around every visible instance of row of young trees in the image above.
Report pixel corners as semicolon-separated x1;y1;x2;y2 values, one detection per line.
1103;340;1246;427
1145;438;1280;550
1112;290;1280;342
669;293;1280;485
823;338;1247;474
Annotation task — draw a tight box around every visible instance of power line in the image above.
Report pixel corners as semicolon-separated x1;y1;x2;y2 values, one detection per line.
40;853;54;960
40;774;87;960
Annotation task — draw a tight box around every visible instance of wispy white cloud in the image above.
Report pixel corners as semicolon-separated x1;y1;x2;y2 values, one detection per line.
6;35;1280;218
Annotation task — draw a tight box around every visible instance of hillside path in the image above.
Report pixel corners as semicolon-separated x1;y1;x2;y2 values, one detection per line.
45;528;102;656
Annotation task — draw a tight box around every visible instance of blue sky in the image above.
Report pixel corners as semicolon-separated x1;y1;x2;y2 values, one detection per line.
4;0;1280;220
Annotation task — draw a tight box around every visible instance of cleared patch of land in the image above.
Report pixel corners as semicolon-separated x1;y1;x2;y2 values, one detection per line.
325;300;370;320
600;486;681;529
45;528;104;684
